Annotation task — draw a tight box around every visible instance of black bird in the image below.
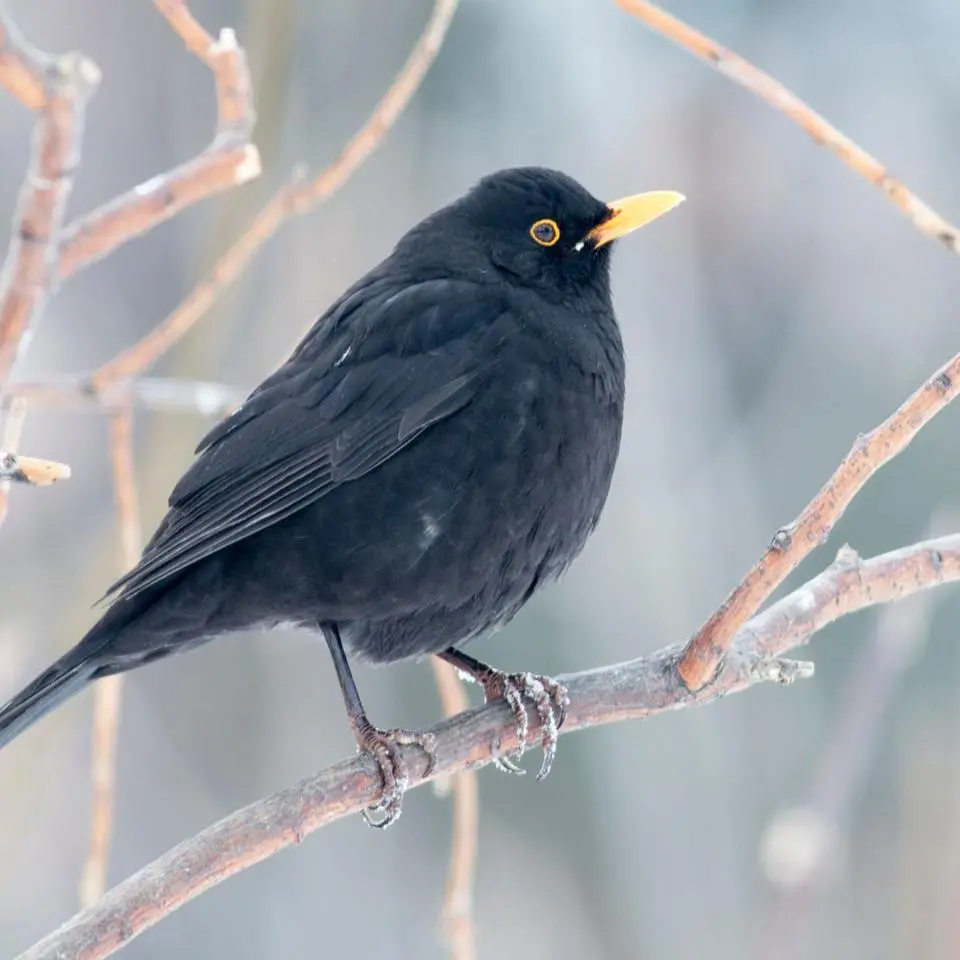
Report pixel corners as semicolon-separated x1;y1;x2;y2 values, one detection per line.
0;168;683;825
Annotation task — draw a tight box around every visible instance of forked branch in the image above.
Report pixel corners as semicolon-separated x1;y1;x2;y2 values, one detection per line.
17;534;960;960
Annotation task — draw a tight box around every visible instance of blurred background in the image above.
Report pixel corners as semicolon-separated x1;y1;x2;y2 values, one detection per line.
2;0;960;957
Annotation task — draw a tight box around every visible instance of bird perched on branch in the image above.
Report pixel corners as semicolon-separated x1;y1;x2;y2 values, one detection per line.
0;167;683;826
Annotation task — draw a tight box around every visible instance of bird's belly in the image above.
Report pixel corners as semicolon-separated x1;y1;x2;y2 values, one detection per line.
223;375;621;660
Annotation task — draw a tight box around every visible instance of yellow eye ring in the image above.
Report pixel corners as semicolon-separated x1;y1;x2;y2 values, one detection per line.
529;218;560;247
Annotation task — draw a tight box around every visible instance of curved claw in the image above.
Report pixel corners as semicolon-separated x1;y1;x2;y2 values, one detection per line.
484;671;569;780
355;725;438;828
491;735;526;776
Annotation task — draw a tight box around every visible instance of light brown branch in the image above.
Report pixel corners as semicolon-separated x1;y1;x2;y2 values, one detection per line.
0;5;47;110
678;354;960;689
0;452;70;487
79;409;142;908
10;374;244;417
0;21;100;386
0;397;69;528
56;2;259;282
18;533;960;960
91;0;461;390
429;659;478;960
614;0;960;252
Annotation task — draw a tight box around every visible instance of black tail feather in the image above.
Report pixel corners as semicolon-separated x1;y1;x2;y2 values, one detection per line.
0;649;98;750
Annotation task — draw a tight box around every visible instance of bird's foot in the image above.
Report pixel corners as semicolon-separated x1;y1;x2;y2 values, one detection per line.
481;670;569;780
353;720;438;828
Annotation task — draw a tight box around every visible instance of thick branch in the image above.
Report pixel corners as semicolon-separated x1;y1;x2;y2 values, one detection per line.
18;534;960;960
56;2;260;281
614;0;960;252
678;353;960;689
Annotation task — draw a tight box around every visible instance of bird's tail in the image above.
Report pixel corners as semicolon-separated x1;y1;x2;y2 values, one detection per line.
0;645;99;750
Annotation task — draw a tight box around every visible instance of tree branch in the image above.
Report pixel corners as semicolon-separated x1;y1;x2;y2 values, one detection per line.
0;9;100;387
8;374;244;417
614;0;960;252
79;408;142;908
17;534;960;960
608;3;960;691
678;354;960;689
0;396;70;527
429;658;478;960
56;0;260;281
0;5;48;110
90;0;461;391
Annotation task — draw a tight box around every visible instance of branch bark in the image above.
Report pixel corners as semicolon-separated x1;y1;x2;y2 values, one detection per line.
17;534;960;960
0;13;100;387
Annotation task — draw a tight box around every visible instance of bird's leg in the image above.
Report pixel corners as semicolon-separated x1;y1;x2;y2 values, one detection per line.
438;647;569;780
323;625;437;828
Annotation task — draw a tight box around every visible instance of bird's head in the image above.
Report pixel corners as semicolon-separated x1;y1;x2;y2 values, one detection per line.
400;167;684;304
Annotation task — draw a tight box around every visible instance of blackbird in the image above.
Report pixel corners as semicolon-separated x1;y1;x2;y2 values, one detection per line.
0;168;683;826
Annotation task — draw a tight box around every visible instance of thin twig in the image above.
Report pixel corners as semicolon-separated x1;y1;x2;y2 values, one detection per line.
0;397;69;524
678;354;960;689
0;21;100;386
429;659;479;960
79;409;142;908
612;2;960;691
91;0;461;390
9;374;244;417
56;2;259;281
614;0;960;252
0;5;47;110
17;534;960;960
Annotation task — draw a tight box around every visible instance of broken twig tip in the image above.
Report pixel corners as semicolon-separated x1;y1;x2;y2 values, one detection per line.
1;453;71;485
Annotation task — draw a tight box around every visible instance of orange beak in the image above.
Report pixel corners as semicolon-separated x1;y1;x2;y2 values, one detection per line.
586;190;686;248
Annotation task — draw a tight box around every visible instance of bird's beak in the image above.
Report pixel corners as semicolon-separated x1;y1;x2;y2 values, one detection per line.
586;191;686;248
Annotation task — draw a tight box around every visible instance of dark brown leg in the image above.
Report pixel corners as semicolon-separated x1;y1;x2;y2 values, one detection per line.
324;624;437;828
438;647;568;780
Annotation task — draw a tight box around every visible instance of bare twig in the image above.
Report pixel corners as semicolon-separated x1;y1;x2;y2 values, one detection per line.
56;2;260;281
0;397;69;529
678;354;960;689
0;5;47;110
0;452;69;487
79;409;142;908
612;1;960;692
614;0;960;252
0;18;100;387
0;396;69;527
18;534;960;960
429;659;478;960
9;374;244;417
91;0;461;390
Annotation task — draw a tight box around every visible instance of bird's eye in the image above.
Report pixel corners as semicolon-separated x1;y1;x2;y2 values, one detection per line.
529;218;560;247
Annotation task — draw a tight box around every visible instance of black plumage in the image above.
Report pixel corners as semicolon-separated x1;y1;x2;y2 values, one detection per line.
0;167;683;825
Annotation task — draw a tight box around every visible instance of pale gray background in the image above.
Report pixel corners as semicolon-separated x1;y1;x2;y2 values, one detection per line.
1;1;960;957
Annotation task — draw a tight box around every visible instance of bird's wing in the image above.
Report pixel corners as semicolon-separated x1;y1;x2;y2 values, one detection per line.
104;278;497;603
